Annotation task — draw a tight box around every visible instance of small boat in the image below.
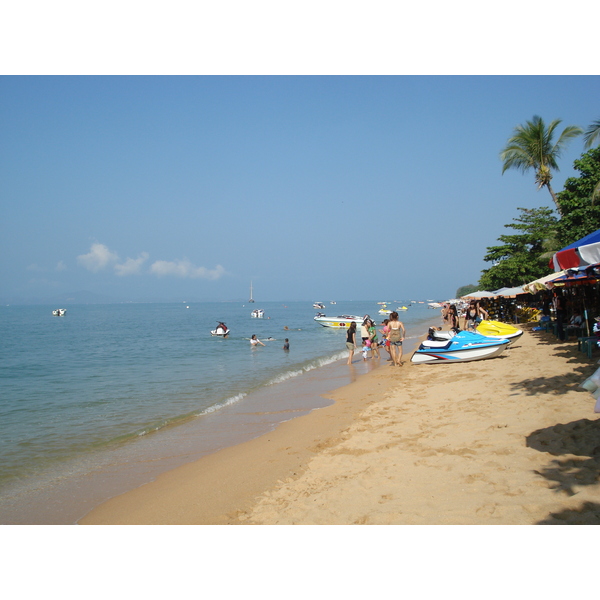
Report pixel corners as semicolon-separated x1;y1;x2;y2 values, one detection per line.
314;314;365;328
211;322;230;336
379;304;392;314
476;320;523;341
411;331;509;364
428;302;442;309
52;308;67;316
397;306;409;311
330;301;336;305
313;302;326;309
251;309;264;318
248;281;255;303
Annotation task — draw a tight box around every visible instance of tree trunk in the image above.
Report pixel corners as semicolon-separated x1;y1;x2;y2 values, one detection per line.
546;182;563;216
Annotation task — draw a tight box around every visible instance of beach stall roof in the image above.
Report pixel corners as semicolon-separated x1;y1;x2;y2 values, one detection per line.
552;228;600;271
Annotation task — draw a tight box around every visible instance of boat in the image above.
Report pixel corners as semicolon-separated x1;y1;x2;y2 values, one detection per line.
314;314;366;328
248;281;255;303
211;322;230;336
476;320;523;341
251;309;264;318
428;302;442;309
411;331;509;364
379;304;392;314
397;306;409;311
52;308;66;316
330;301;336;305
313;302;325;309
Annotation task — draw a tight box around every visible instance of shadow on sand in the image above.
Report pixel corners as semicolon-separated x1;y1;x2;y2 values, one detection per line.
526;419;600;524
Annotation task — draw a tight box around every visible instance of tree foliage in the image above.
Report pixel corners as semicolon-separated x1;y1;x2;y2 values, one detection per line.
555;147;600;245
478;207;558;290
456;284;478;297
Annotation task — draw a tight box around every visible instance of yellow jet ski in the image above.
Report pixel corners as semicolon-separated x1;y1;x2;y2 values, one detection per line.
476;320;523;342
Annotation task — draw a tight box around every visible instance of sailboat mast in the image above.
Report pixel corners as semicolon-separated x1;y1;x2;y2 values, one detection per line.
249;281;254;303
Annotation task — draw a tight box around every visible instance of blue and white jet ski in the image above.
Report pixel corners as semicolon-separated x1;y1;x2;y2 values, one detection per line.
412;330;510;364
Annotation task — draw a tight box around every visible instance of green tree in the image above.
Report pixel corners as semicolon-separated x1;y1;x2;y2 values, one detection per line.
555;147;600;244
500;115;583;216
583;117;600;205
456;284;478;297
479;207;558;290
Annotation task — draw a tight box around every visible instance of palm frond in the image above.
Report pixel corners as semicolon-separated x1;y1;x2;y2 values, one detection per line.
584;119;600;149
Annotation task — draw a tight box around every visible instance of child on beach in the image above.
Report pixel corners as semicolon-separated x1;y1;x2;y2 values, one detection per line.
283;338;289;351
362;339;371;361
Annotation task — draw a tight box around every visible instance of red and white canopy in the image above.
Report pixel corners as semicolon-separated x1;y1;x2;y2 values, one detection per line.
552;229;600;271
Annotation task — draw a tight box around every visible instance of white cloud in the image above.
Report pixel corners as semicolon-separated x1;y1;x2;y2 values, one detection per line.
77;243;119;272
150;259;225;280
115;252;149;276
56;261;67;271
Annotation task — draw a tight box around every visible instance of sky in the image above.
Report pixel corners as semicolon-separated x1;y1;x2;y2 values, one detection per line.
1;8;599;304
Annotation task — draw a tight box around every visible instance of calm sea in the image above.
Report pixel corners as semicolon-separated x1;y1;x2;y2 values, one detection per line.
0;300;441;523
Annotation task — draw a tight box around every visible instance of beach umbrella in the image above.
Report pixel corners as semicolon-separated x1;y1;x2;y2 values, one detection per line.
551;228;600;271
492;286;526;298
461;290;497;299
523;271;568;294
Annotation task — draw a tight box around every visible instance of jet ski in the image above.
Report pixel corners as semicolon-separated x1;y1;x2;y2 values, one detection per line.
476;320;523;341
211;322;230;336
412;330;510;364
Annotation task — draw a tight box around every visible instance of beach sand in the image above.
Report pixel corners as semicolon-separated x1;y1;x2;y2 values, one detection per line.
80;325;600;525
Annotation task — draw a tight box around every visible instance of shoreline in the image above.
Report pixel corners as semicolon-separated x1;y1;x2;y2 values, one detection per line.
81;324;600;525
2;317;438;525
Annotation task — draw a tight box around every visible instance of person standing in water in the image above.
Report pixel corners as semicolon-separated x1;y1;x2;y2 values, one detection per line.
250;334;265;347
283;338;290;351
387;311;405;366
346;322;357;365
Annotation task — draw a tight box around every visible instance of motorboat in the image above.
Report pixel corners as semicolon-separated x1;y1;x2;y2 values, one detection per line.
476;320;523;341
251;309;264;318
411;331;509;364
428;302;442;309
379;304;392;314
397;306;409;311
313;302;326;309
211;322;230;336
52;308;66;316
330;301;336;305
314;314;365;328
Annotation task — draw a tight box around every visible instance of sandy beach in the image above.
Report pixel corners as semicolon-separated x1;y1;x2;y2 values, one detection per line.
80;325;600;525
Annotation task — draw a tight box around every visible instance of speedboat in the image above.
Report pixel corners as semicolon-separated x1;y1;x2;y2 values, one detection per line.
411;331;509;364
397;306;409;311
251;309;264;318
379;304;392;314
314;314;365;328
52;308;66;316
211;322;230;336
313;302;326;309
476;320;523;341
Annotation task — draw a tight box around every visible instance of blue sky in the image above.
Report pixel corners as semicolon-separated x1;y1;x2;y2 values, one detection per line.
1;75;599;303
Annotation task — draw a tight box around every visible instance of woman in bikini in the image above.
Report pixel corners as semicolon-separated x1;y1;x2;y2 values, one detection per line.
387;311;405;366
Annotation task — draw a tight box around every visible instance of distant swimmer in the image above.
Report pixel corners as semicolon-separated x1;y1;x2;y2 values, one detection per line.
283;326;289;330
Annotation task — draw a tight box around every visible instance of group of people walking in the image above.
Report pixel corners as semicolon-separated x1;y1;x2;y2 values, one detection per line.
346;313;405;366
442;301;488;331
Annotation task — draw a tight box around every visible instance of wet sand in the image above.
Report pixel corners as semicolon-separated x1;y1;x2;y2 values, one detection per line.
81;325;600;525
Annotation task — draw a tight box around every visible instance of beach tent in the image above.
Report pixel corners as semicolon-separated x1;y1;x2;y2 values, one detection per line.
552;228;600;271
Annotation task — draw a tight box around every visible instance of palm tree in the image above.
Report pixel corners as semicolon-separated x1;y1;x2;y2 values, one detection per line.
500;115;583;215
583;118;600;205
584;118;600;149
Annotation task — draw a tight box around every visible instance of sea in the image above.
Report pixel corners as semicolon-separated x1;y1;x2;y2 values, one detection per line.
0;300;442;524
